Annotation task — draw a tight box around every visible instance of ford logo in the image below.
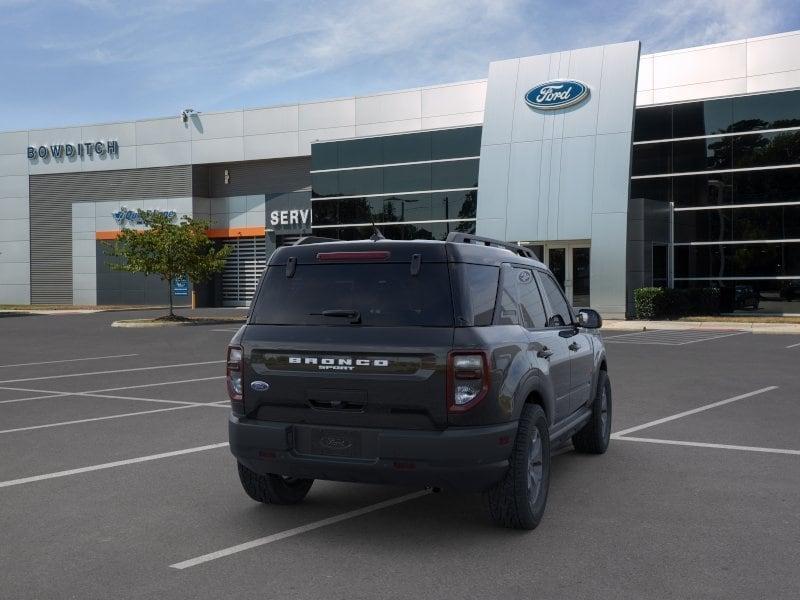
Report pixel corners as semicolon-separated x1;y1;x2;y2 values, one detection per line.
524;80;589;110
319;436;352;450
250;380;270;392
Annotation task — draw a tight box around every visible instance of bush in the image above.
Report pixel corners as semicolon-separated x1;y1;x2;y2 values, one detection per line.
633;286;720;319
633;287;663;319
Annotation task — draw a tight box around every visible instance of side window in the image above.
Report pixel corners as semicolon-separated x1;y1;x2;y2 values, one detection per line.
452;264;500;326
539;272;572;327
495;266;519;325
516;268;547;329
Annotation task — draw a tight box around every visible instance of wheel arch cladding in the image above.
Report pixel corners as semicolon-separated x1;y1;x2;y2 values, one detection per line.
515;377;554;425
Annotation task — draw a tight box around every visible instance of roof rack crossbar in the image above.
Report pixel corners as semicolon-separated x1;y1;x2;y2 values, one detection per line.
445;232;538;260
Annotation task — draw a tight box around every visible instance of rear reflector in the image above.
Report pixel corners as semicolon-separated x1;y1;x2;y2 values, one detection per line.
316;251;390;261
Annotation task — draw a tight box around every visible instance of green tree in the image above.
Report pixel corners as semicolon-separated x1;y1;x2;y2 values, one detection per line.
106;210;231;319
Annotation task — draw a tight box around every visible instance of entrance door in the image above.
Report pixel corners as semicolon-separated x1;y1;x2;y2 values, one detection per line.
571;246;590;308
532;243;590;308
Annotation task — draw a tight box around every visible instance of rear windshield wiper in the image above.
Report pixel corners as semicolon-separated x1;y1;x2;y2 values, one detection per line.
310;309;362;324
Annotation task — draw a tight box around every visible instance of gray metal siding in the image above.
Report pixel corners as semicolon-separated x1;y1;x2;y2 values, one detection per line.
28;166;192;304
207;157;311;197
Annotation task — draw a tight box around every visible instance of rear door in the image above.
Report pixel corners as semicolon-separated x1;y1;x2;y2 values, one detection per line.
242;255;454;430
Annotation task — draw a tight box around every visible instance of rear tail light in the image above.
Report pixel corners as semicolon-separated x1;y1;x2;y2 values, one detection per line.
447;351;490;412
227;345;243;411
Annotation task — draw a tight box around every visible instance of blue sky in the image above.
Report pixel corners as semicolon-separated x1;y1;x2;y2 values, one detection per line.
2;0;799;131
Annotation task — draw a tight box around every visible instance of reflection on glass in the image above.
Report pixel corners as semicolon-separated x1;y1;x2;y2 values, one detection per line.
674;243;800;278
311;192;478;226
633;105;671;142
652;244;668;287
548;248;566;291
314;220;476;242
676;278;800;315
572;247;590;307
632;89;800;141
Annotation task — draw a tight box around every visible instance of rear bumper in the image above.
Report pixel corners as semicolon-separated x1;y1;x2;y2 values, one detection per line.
228;414;517;492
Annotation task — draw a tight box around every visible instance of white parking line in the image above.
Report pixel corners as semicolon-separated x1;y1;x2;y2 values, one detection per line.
170;489;432;570
78;392;227;407
0;360;224;385
87;376;225;394
0;442;230;489
786;342;800;349
211;328;239;332
0;376;227;406
612;386;778;437
614;436;800;456
0;403;200;435
0;353;139;369
604;329;747;346
0;391;71;404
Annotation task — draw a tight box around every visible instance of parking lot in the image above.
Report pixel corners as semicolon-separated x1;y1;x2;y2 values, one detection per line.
1;310;799;599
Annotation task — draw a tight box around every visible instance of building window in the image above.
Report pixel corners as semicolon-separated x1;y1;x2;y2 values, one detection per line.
310;126;480;241
631;88;800;313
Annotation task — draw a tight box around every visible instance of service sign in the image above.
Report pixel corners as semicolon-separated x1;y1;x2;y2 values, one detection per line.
524;80;589;110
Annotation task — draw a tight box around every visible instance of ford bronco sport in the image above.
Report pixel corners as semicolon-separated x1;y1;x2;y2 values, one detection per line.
227;233;611;529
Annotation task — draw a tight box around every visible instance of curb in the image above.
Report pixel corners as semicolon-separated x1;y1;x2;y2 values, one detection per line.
602;320;800;335
111;319;245;328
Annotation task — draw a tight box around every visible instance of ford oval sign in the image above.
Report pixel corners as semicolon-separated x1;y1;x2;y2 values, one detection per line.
250;380;270;392
524;80;589;110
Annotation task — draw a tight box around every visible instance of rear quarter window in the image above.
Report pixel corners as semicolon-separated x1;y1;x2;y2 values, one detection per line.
251;262;454;327
451;264;500;326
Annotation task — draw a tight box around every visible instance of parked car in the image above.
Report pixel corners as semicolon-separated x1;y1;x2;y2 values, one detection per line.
735;284;760;310
780;281;800;302
226;233;611;530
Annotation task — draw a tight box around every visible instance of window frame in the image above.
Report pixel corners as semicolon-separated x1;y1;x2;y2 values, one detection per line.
512;265;549;330
534;269;576;328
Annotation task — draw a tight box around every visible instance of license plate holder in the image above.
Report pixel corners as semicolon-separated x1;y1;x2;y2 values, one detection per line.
299;427;363;458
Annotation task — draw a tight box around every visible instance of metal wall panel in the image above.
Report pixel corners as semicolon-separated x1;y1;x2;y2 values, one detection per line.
478;41;640;318
28;165;192;304
206;157;310;197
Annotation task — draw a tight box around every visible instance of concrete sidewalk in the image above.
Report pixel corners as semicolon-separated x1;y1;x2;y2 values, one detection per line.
603;319;800;335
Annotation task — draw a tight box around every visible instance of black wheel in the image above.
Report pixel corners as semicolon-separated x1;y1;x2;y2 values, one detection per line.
237;462;314;505
572;370;612;454
483;404;550;530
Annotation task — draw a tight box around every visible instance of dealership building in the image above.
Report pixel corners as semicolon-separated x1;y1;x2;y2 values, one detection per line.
2;30;800;317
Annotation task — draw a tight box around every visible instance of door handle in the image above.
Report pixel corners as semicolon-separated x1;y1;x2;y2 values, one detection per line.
537;346;553;359
568;341;580;352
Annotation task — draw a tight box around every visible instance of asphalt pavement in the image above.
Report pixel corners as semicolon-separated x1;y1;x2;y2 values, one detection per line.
1;309;799;599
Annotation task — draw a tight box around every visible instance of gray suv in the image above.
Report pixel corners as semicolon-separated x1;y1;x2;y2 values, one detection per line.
227;233;611;529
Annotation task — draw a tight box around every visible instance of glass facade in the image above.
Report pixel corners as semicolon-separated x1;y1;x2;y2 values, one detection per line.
631;89;800;313
311;126;480;240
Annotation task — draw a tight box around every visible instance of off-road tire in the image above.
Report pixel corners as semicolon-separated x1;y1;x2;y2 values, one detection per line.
483;404;550;530
237;462;314;505
572;370;612;454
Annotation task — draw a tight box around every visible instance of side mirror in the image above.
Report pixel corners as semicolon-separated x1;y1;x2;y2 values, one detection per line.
577;308;602;329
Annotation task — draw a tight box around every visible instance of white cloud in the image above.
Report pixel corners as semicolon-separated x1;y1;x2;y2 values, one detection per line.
235;0;526;90
607;0;784;52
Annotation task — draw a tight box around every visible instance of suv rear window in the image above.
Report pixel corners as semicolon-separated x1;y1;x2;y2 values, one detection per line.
251;263;454;327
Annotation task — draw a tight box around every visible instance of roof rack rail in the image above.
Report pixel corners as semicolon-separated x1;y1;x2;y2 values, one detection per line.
445;232;538;260
292;236;339;245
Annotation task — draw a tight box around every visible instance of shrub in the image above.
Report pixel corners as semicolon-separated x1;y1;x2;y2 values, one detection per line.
633;286;720;319
633;287;663;319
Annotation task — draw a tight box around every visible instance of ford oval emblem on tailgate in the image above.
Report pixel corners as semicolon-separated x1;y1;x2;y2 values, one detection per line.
319;435;353;450
250;380;270;392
